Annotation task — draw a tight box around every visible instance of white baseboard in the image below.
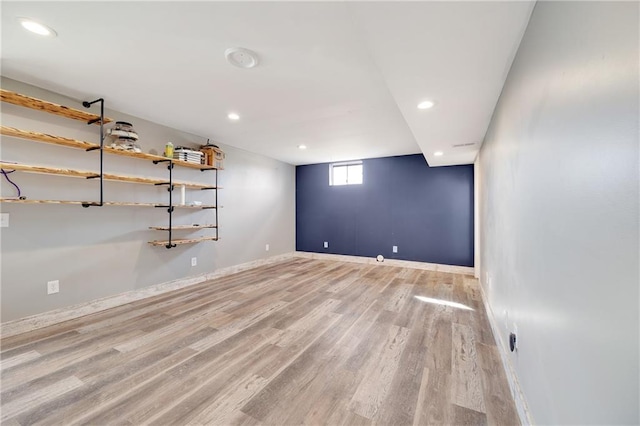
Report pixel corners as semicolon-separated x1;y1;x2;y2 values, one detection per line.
294;251;475;275
0;252;296;338
477;279;533;425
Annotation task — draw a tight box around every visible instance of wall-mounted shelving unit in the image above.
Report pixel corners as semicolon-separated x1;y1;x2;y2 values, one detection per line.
0;89;221;249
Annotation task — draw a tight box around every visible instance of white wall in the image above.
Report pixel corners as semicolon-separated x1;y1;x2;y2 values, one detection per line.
479;2;639;424
0;77;296;322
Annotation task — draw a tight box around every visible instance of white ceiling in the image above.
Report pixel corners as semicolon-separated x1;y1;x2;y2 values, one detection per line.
1;1;534;166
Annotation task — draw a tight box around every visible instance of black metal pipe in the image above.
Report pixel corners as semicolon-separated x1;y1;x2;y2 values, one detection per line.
99;100;104;206
152;159;176;249
166;162;176;249
215;169;219;240
83;98;105;207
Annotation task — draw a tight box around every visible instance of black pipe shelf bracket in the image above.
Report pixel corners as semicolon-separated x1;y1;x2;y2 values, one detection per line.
81;98;105;208
154;181;173;191
215;169;219;241
152;160;177;249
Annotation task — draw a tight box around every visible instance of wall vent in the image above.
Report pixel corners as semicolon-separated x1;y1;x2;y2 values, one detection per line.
452;142;477;148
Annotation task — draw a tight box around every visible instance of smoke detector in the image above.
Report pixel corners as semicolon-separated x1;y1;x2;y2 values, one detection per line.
225;47;259;69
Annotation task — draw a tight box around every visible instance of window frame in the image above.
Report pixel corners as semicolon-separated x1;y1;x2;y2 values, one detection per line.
329;161;363;186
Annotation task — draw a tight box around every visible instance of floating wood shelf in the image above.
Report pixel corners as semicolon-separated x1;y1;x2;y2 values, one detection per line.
1;89;113;124
148;236;219;246
0;161;216;189
1;126;219;171
149;224;217;231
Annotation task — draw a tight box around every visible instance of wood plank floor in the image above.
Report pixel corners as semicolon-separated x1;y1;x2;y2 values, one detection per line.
0;258;520;425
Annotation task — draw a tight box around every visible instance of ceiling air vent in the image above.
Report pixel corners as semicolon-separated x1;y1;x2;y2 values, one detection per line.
452;142;476;148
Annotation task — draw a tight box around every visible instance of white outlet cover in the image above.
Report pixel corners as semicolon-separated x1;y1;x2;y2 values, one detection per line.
265;244;270;251
323;242;328;248
392;245;398;253
191;257;197;267
0;213;9;228
47;280;59;294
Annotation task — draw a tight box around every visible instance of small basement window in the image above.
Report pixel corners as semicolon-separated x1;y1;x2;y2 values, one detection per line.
330;161;363;186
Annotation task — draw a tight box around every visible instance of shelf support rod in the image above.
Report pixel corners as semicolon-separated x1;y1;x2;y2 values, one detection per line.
82;98;105;208
167;162;176;248
215;169;219;240
153;158;176;249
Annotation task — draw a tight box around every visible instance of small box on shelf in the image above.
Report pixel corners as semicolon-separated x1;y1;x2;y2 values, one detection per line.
200;144;225;169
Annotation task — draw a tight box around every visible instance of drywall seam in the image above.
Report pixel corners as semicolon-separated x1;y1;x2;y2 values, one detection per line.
0;252;296;338
477;277;534;425
294;251;474;275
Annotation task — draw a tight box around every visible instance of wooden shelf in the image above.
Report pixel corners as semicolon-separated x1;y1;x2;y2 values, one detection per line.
1;126;97;150
168;158;218;171
0;161;216;189
167;204;217;209
103;147;218;170
1;89;113;124
148;236;219;246
1;162;102;180
149;224;217;231
0;198;157;207
0;198;215;209
1;126;220;171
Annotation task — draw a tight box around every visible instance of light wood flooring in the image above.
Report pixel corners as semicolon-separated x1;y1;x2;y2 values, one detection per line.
0;258;519;425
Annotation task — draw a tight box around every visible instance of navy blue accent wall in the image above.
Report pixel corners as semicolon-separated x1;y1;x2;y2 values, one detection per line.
296;154;474;266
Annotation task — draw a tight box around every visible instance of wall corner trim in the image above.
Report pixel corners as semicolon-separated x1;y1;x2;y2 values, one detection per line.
477;278;534;425
0;252;296;338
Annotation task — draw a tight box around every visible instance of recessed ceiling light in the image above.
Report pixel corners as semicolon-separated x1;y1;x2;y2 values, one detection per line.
227;113;240;120
225;47;259;69
417;100;435;110
18;18;56;37
298;145;307;150
434;151;444;156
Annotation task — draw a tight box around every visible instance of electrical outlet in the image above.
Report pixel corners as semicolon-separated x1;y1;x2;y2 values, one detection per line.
191;257;197;267
265;244;270;251
323;241;328;249
0;213;8;228
47;280;59;295
392;245;398;253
